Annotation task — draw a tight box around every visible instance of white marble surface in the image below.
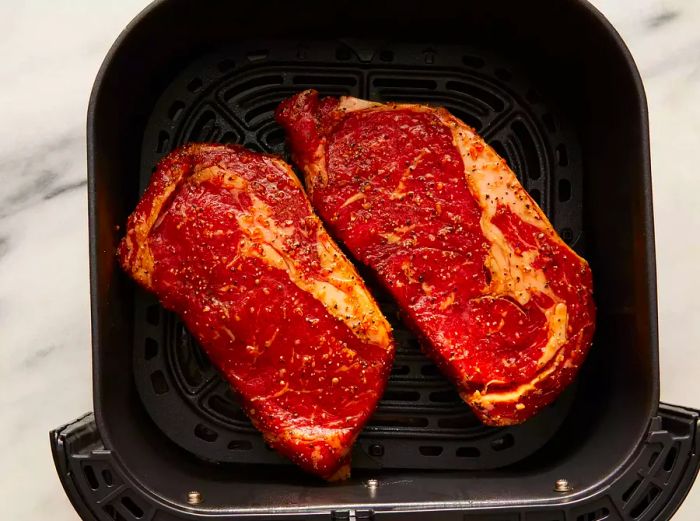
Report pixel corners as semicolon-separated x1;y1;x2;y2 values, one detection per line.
1;1;698;519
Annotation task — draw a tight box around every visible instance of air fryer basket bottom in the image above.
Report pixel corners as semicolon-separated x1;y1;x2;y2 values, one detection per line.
133;39;581;472
52;404;700;520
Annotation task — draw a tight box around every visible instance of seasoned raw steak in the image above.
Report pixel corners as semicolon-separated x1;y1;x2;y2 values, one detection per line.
118;144;394;479
276;91;595;426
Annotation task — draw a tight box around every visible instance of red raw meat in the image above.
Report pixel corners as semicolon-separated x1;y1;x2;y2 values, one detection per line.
276;90;595;426
118;144;394;479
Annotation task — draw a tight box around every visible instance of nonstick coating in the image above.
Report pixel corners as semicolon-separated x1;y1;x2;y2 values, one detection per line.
133;40;582;471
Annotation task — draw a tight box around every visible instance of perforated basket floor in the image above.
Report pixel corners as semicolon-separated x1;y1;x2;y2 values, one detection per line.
133;40;583;471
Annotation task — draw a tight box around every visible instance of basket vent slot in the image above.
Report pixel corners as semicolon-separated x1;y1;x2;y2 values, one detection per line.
664;444;678;471
383;390;421;402
144;338;158;360
419;445;443;456
511;120;541;180
223;75;284;102
190;110;220;142
558;179;572;202
104;505;127;521
292;74;358;86
145;304;160;326
575;506;609;521
194;423;218;442
391;364;411;376
490;434;514;451
121;496;144;519
456;446;480;458
438;415;481;429
246;142;264;153
420;364;441;377
150;371;168;395
622;479;641;503
83;464;99;490
206;394;249;423
447;80;505;112
429;390;460;403
368;415;429;428
102;469;114;486
174;320;211;389
490;140;512;167
648;449;660;467
156;131;169;154
215;131;235;145
374;77;437;90
243;100;280;124
228;440;253;450
629;484;661;519
264;127;286;147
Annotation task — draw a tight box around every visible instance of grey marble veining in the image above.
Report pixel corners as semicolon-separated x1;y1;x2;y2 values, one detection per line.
1;1;698;519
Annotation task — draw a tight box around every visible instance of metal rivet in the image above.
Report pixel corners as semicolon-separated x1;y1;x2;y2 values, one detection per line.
554;479;572;493
187;491;203;505
369;444;384;457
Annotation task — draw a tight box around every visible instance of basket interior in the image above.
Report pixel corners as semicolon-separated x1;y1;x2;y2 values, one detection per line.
89;0;657;512
132;40;580;473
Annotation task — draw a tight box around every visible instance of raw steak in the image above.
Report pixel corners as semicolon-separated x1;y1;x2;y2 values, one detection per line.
276;90;595;426
118;144;394;479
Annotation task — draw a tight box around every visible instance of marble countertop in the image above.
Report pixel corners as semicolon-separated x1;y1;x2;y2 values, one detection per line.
2;1;698;519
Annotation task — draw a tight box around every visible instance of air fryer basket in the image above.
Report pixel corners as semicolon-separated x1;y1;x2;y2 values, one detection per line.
52;0;700;519
132;40;579;471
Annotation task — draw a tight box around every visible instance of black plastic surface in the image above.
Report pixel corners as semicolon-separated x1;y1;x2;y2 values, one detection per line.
133;41;581;470
69;0;690;517
51;404;700;520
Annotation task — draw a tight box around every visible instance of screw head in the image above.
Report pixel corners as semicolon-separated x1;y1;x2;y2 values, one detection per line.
366;479;379;498
554;479;572;493
187;491;203;505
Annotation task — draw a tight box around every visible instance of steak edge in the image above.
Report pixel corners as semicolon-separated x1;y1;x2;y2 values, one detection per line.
118;144;394;479
276;90;595;426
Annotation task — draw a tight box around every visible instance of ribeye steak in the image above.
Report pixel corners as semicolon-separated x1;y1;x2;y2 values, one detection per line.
119;144;394;479
276;90;595;426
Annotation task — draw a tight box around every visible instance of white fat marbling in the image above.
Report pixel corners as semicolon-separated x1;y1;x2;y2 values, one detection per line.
0;1;698;519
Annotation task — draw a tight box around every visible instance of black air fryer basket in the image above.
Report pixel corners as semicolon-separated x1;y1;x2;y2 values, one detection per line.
52;1;700;519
